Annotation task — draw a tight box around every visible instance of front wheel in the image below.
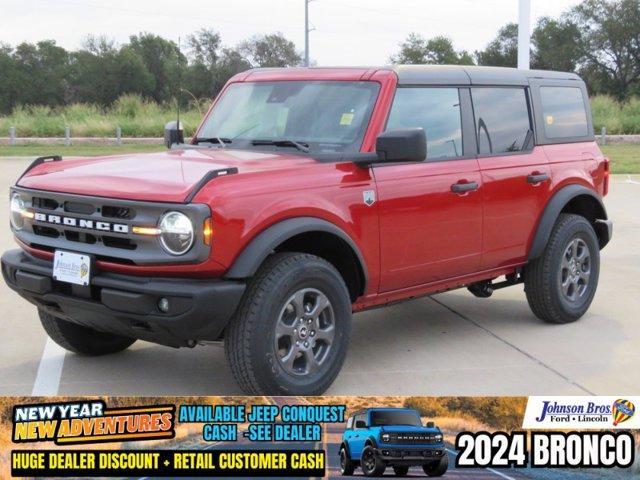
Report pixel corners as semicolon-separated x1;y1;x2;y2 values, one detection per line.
39;309;135;355
423;454;448;477
525;214;600;324
339;446;356;476
361;446;386;477
225;252;352;395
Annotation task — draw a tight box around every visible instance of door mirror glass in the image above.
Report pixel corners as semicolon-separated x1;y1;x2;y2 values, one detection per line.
164;120;184;149
375;128;426;163
426;421;435;428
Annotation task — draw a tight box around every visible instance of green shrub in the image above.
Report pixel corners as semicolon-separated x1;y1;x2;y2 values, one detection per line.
4;94;639;138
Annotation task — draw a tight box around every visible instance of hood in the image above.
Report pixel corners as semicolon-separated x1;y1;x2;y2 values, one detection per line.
17;148;317;203
377;425;440;434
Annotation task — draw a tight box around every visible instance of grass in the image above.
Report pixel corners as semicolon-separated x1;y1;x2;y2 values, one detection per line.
601;144;640;174
0;94;203;138
0;143;166;157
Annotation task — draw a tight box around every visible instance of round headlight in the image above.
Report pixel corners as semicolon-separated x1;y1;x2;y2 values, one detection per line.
10;193;26;230
159;211;194;255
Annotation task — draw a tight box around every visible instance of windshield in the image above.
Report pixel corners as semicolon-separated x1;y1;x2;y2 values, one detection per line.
370;411;422;427
197;81;380;153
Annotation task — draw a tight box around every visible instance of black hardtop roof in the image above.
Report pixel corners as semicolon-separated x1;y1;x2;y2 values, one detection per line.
245;65;582;86
392;64;582;85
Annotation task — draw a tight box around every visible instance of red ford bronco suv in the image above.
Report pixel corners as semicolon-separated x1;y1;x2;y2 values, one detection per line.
2;66;611;395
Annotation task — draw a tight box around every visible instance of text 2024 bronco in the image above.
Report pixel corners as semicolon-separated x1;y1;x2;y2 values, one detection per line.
2;66;612;395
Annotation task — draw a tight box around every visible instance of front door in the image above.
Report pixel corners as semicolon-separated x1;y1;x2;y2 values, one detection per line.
375;86;483;292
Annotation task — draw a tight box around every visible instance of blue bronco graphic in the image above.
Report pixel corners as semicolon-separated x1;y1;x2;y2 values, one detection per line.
339;407;448;477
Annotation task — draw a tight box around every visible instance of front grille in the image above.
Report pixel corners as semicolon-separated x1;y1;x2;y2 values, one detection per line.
102;205;135;220
385;433;441;445
12;187;210;266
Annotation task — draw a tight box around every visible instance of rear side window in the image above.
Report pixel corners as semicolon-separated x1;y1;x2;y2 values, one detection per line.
472;88;532;155
386;87;463;160
540;86;589;139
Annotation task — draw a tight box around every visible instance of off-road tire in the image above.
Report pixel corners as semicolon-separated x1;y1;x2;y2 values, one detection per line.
361;445;386;477
422;454;448;477
38;308;135;355
225;252;352;395
339;445;356;476
525;214;600;324
393;465;410;476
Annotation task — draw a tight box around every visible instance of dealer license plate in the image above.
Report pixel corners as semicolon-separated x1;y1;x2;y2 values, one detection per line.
53;250;91;286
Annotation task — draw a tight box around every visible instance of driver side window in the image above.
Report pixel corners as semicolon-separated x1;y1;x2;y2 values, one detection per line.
386;87;463;161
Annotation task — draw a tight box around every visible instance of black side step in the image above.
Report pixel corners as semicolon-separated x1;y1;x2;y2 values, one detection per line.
184;167;239;203
18;155;62;181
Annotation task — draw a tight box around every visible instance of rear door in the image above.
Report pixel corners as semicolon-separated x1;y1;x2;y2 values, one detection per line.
374;86;482;292
472;86;553;269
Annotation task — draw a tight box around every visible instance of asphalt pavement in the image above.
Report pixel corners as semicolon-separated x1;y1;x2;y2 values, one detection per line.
0;157;638;396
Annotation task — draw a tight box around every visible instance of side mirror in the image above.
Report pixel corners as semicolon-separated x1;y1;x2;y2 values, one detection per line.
164;121;184;149
376;128;426;163
426;421;435;429
355;420;367;429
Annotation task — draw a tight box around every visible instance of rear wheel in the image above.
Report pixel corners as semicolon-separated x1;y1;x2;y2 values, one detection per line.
423;455;448;477
525;214;600;323
38;309;135;355
339;445;356;476
393;465;410;476
225;252;352;395
361;446;386;477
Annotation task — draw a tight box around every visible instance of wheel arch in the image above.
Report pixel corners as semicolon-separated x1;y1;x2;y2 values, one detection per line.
224;217;368;301
528;184;610;261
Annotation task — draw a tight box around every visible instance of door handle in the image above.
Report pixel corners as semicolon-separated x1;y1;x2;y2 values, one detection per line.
527;172;549;184
451;181;478;193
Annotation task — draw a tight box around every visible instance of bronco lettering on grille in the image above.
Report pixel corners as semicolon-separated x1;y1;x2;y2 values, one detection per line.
33;212;129;234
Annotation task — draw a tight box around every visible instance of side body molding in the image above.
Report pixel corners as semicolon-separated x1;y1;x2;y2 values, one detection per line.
224;217;368;291
528;184;610;261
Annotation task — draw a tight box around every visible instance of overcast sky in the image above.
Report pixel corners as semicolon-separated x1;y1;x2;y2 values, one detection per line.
2;0;582;65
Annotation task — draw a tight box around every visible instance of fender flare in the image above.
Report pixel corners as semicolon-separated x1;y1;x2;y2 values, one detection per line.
528;184;608;261
224;216;368;292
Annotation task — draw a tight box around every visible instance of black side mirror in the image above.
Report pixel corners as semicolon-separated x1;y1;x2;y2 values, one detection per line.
164;121;184;148
426;421;435;428
355;420;367;429
376;128;426;163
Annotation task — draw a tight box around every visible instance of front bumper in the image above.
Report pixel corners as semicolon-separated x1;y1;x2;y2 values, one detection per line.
2;249;245;347
375;446;446;465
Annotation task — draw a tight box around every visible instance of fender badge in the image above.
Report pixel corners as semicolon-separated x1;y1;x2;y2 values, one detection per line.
363;190;376;206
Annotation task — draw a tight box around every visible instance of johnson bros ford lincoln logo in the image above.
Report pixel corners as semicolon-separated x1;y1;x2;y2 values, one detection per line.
526;397;636;428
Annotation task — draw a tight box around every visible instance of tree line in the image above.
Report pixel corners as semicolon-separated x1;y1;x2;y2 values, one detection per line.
0;31;301;114
391;0;640;99
0;0;638;115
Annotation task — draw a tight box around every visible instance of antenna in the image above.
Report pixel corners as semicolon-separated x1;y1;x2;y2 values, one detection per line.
176;36;181;138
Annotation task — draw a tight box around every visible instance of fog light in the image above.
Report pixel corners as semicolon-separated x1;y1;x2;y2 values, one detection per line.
158;297;170;313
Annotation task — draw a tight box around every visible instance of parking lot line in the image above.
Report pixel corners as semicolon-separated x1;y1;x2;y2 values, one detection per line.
31;338;66;395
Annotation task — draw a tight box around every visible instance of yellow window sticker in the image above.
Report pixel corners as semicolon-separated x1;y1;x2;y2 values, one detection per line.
340;113;354;125
546;115;554;125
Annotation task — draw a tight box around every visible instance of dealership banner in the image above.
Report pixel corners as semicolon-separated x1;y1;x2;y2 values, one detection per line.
1;396;638;478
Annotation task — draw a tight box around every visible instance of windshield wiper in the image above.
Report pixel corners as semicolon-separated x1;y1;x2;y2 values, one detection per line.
251;139;310;153
193;137;232;147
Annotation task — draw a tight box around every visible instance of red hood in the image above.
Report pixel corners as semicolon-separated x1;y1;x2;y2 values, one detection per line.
17;148;317;202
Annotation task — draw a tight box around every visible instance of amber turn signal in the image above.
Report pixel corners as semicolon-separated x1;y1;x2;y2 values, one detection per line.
203;218;213;245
